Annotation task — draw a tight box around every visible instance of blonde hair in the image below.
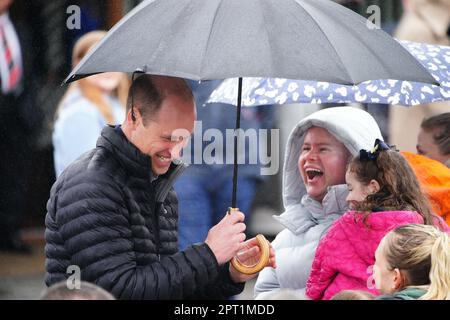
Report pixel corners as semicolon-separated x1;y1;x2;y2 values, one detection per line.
331;290;375;300
57;31;129;123
383;224;450;300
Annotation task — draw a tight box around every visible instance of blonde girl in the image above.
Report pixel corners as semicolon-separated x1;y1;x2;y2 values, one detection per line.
374;224;450;300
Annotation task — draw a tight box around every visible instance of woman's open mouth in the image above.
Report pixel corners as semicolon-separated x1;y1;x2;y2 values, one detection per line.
305;168;323;182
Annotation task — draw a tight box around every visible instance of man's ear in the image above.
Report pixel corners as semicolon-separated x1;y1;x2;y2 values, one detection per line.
392;268;405;291
126;108;142;125
368;179;380;194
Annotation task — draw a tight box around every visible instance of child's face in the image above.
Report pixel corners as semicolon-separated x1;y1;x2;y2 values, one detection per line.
345;170;372;210
373;237;400;295
417;128;450;165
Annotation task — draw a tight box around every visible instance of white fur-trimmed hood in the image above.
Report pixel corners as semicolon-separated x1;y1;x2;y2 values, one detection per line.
282;106;383;209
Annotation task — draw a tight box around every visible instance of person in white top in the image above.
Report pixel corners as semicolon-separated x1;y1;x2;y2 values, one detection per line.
52;31;129;177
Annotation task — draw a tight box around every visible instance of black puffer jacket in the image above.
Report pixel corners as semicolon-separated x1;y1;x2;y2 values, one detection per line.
45;125;244;299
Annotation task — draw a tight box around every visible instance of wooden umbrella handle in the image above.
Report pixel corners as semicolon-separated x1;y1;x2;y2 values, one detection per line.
230;234;270;275
227;208;270;275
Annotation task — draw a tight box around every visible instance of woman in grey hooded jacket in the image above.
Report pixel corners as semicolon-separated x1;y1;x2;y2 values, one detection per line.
254;107;383;299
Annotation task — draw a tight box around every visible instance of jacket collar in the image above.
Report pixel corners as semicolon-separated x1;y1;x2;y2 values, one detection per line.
302;184;349;220
390;287;427;300
97;125;153;178
97;125;187;198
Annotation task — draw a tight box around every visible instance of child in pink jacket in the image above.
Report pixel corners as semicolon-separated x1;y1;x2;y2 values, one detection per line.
306;139;448;300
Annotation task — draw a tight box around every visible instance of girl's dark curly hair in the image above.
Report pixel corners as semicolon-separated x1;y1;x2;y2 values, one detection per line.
348;148;437;227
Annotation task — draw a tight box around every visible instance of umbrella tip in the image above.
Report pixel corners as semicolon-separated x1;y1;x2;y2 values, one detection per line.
134;66;147;74
61;74;75;86
61;77;71;86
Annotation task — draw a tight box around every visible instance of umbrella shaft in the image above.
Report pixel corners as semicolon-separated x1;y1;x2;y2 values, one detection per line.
232;77;243;208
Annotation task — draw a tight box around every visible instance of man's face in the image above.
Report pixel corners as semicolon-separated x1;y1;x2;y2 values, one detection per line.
417;128;449;165
131;94;195;175
298;126;350;202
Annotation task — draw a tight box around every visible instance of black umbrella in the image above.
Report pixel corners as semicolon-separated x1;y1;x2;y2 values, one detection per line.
63;0;437;210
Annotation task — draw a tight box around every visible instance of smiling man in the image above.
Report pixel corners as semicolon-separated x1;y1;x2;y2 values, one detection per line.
45;75;275;299
254;107;383;299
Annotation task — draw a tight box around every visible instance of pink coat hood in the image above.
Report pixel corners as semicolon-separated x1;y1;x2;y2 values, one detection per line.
306;210;423;300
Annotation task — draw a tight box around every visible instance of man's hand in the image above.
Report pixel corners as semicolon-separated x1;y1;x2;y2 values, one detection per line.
205;210;246;265
229;237;276;283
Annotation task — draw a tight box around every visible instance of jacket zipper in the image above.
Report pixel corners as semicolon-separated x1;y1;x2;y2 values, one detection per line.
152;163;187;261
151;198;161;261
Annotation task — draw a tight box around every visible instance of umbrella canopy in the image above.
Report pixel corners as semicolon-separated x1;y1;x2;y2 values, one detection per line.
64;0;436;85
62;0;439;210
208;41;450;107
